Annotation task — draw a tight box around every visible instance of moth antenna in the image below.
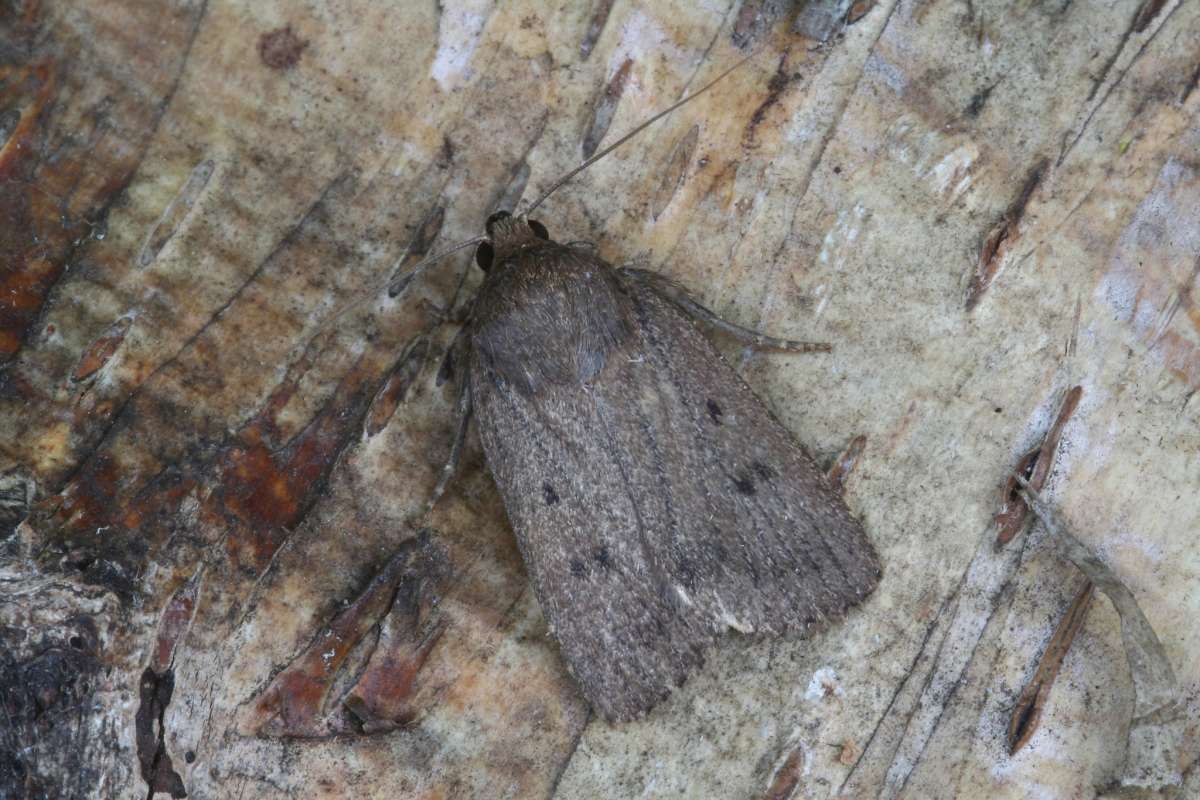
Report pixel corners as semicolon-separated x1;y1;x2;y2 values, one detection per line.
520;51;757;217
386;235;486;298
315;235;486;333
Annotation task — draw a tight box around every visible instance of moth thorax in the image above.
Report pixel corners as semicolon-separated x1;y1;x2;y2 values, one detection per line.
491;216;542;250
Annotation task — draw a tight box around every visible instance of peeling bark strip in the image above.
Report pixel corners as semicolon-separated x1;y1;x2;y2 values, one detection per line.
846;0;875;25
151;572;203;673
995;385;1082;547
1007;579;1094;754
651;124;699;220
387;205;446;298
343;570;448;733
826;434;867;491
744;54;797;148
761;742;806;800
245;534;448;738
135;668;186;799
1016;480;1182;790
365;336;431;437
581;58;634;159
71;315;133;382
579;0;616;59
965;157;1049;310
137;159;215;268
1132;0;1169;35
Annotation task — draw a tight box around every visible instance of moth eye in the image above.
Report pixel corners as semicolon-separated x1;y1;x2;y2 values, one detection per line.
485;210;511;237
528;219;549;240
475;241;495;271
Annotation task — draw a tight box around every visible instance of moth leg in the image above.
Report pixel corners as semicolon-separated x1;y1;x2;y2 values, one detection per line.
424;380;472;516
417;297;474;327
435;325;472;386
619;267;831;353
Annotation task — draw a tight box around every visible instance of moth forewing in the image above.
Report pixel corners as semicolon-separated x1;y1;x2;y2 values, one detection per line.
464;231;879;721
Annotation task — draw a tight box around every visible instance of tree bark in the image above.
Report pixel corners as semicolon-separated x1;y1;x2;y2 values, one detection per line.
2;0;1198;797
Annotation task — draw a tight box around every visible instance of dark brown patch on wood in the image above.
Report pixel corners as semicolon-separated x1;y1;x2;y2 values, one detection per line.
34;455;196;600
249;534;447;738
1132;0;1168;33
965;158;1048;311
343;542;449;733
258;25;308;70
365;337;430;437
1007;580;1094;754
71;316;132;383
388;205;447;297
215;352;378;574
152;575;201;673
582;58;633;159
825;434;866;491
651;124;699;220
995;385;1081;547
846;0;875;24
135;668;187;798
762;741;806;800
744;54;797;148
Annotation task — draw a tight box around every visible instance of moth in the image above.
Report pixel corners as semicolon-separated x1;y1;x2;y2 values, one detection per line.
397;58;881;721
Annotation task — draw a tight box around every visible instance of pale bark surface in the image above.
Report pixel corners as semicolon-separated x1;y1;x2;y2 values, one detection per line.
1;1;1198;798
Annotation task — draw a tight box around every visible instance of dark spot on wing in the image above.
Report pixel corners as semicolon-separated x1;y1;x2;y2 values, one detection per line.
733;472;756;495
543;483;560;505
593;546;612;569
752;461;777;480
570;558;587;578
706;398;723;424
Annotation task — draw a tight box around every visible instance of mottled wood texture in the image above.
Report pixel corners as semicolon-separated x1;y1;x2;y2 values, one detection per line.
1;1;1198;798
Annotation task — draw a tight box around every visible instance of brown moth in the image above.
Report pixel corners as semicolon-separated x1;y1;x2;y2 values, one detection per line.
406;58;880;722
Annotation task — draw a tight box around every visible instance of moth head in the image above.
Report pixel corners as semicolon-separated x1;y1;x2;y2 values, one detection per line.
475;210;550;271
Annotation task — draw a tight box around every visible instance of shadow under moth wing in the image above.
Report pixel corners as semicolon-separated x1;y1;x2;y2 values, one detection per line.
468;225;880;722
